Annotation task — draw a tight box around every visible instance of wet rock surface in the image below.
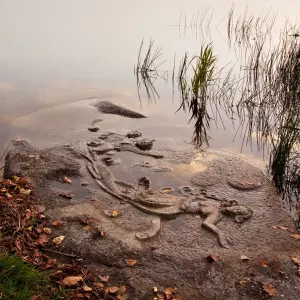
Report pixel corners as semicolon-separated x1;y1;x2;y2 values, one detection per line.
4;116;300;299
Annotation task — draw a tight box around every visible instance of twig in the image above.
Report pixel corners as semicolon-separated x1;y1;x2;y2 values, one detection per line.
41;247;81;259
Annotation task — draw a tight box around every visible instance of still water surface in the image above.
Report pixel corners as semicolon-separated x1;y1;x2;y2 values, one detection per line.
0;0;299;165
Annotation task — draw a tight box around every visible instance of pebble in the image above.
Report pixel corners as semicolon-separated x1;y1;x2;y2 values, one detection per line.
88;127;100;132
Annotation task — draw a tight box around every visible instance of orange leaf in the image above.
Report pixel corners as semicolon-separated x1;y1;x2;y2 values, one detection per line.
83;226;90;231
126;259;137;266
164;287;175;295
107;286;119;294
291;234;300;240
259;260;268;268
52;220;63;227
63;176;72;184
263;283;276;297
62;276;83;286
206;254;220;262
118;286;127;295
83;285;92;292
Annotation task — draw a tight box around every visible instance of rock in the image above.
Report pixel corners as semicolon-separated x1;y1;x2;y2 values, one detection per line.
93;100;147;118
126;130;142;138
87;141;103;147
88;127;99;132
102;157;121;166
135;139;154;151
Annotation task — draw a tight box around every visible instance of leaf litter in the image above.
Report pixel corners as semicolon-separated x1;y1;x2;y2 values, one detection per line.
0;176;128;299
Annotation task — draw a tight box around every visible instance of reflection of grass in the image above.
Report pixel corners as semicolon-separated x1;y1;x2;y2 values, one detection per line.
134;39;167;101
0;253;45;300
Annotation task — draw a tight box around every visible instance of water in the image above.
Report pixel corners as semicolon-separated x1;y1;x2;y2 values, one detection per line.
0;0;299;165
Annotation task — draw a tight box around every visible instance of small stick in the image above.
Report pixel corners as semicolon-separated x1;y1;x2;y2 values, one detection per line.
41;248;81;259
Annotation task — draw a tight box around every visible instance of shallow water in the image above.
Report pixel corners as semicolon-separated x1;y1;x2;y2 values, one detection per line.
0;0;299;165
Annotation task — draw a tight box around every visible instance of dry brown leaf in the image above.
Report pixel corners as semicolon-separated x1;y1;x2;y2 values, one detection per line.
118;286;127;295
63;176;72;184
157;294;165;300
62;276;83;286
22;189;31;196
53;235;65;245
262;283;276;297
206;254;220;262
292;256;300;266
94;282;104;289
38;233;49;245
83;225;90;231
239;279;249;286
52;220;63;227
107;286;119;294
241;255;250;261
164;287;174;295
47;258;57;266
259;260;268;268
291;234;300;240
43;227;52;234
153;286;158;293
126;259;137;266
99;275;110;282
83;285;92;292
5;192;12;199
25;209;32;219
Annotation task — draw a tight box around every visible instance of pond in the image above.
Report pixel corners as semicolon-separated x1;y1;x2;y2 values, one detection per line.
0;0;300;214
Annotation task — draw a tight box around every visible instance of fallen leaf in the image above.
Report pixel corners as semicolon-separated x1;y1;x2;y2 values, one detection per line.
259;260;268;268
83;225;90;231
291;234;300;240
52;220;63;227
239;279;249;286
59;192;73;199
38;233;49;245
25;209;32;219
206;254;220;262
99;275;110;282
164;287;174;295
53;235;65;245
157;294;165;300
126;259;137;266
22;189;31;196
47;258;57;266
94;282;104;288
118;286;127;295
292;256;300;266
15;239;22;252
5;192;12;199
107;286;119;293
262;283;276;297
43;227;52;234
241;255;250;261
13;176;20;182
83;285;92;292
62;276;83;286
63;176;72;184
277;226;288;230
111;210;118;217
153;287;158;293
27;226;33;231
